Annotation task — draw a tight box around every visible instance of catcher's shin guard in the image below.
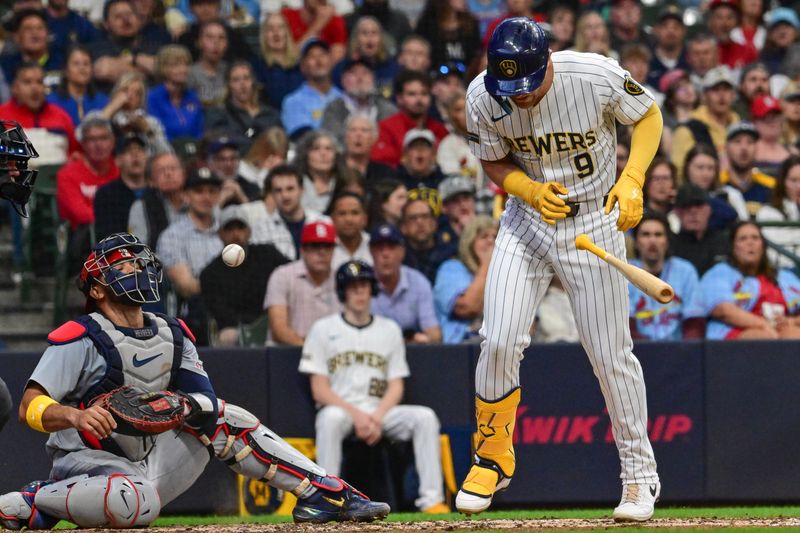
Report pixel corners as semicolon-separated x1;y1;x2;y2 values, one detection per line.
191;400;390;523
192;401;327;495
456;387;521;515
33;474;159;528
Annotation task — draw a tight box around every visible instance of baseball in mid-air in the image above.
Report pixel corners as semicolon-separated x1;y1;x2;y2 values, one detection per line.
222;244;245;267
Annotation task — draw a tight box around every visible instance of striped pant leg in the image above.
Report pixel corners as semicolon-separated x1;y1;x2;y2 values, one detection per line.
475;200;555;401
551;210;658;484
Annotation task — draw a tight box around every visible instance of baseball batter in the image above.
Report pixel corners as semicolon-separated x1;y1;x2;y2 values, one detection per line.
300;260;447;513
457;18;664;522
0;233;389;530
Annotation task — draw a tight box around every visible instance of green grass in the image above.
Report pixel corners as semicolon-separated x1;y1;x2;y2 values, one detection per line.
147;506;800;526
51;507;800;529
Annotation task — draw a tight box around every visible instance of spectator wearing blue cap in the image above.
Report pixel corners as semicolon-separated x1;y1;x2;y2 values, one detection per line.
369;223;441;344
281;39;343;140
760;7;800;75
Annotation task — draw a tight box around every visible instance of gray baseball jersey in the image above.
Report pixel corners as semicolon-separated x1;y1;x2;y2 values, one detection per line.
29;313;207;458
465;51;659;485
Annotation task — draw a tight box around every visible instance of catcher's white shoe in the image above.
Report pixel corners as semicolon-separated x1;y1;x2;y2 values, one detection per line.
612;482;660;522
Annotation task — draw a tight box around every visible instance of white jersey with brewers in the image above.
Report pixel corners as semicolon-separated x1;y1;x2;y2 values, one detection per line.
466;51;659;486
467;51;653;202
300;313;445;510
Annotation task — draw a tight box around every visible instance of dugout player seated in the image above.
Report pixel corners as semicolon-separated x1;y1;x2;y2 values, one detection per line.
0;233;389;529
300;260;449;514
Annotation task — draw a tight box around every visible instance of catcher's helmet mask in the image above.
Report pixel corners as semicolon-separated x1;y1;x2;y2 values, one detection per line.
485;17;551;97
0;120;39;217
79;233;163;310
336;260;379;303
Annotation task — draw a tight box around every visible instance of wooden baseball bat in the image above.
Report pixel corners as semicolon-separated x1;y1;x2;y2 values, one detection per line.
575;234;675;304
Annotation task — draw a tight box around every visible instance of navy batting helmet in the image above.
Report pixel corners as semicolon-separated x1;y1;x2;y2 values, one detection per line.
336;260;378;303
485;17;550;97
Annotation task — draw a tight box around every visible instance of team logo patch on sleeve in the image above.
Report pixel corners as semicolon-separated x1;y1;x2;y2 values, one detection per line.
624;76;645;96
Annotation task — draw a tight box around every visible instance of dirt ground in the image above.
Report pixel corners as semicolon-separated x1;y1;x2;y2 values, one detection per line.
82;517;800;532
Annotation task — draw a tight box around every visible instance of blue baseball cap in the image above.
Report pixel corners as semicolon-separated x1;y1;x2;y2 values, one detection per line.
300;38;330;59
767;7;800;30
369;224;404;246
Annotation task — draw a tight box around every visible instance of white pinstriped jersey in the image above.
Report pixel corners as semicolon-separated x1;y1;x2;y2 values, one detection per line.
466;51;655;202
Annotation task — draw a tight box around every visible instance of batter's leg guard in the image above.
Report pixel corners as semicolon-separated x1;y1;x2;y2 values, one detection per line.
2;474;160;529
0;481;59;530
193;401;390;524
456;387;521;515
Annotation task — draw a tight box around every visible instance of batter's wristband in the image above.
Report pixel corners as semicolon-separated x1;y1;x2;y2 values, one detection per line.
26;395;59;433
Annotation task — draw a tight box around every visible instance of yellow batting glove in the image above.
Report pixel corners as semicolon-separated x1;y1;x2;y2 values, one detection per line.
504;171;570;225
604;170;644;232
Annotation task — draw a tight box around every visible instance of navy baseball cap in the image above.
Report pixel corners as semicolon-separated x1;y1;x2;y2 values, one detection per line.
300;38;330;60
369;224;404;246
208;136;240;155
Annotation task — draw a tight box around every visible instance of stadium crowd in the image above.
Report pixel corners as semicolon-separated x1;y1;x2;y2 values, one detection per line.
1;0;800;347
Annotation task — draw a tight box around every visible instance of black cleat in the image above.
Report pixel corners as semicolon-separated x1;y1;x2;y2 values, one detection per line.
292;477;390;524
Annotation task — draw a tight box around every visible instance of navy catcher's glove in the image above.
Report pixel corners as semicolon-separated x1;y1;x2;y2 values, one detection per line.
92;385;185;436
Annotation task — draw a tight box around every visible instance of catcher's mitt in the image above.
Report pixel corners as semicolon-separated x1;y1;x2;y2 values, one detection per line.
92;385;186;436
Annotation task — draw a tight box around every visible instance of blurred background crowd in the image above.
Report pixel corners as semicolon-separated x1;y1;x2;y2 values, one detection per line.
1;0;800;348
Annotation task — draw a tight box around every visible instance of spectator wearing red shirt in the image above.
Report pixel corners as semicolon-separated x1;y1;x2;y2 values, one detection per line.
57;114;120;231
0;63;79;162
707;0;758;70
281;0;348;63
370;70;448;168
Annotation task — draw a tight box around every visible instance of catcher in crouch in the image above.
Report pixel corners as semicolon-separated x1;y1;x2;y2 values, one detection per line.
0;232;390;530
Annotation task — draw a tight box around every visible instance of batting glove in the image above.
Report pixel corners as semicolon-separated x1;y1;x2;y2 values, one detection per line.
604;171;643;232
504;171;570;225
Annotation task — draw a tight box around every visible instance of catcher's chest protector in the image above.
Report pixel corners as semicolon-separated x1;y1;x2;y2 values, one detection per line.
53;312;184;462
77;312;184;403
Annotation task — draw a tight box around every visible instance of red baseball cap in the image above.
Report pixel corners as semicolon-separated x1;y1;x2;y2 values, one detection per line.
751;95;782;119
301;220;336;245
